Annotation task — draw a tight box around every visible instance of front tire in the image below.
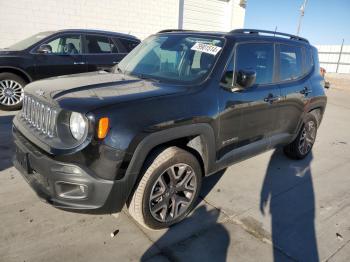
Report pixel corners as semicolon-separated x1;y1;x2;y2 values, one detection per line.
128;147;202;230
0;73;27;111
284;114;318;159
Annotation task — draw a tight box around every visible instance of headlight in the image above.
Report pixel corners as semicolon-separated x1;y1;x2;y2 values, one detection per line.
69;112;87;140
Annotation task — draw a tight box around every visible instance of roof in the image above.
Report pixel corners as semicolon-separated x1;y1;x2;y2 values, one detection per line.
54;29;140;40
157;28;310;45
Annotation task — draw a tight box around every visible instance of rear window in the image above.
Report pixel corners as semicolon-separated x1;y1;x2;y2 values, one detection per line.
114;38;140;53
86;35;112;53
279;44;303;81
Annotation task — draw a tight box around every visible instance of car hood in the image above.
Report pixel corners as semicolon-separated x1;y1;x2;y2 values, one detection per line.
24;71;185;113
0;48;22;55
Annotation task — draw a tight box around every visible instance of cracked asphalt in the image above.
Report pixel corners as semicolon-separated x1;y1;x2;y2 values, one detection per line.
1;78;350;262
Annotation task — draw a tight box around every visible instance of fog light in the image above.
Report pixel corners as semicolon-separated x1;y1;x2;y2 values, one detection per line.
55;182;88;199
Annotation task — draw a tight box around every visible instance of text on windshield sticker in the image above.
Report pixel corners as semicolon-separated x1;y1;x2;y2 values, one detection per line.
191;42;222;56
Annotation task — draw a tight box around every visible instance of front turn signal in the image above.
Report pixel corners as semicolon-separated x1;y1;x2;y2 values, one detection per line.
97;117;109;139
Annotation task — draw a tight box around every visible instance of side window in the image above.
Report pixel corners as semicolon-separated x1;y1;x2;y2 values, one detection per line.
110;38;120;53
303;47;314;74
114;38;140;53
86;35;112;53
279;44;303;81
235;43;274;85
44;35;81;54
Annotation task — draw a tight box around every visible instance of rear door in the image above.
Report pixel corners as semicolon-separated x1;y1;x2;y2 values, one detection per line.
33;34;86;79
276;44;310;138
218;42;281;158
84;34;124;72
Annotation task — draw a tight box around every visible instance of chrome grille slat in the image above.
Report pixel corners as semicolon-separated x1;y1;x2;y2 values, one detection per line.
21;95;57;138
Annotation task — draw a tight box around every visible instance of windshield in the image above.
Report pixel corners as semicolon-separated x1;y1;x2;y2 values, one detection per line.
117;34;225;84
7;32;53;50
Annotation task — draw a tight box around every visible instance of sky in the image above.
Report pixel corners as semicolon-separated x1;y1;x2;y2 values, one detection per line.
244;0;350;45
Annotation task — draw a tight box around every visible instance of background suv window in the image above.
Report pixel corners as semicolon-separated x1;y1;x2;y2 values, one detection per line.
114;38;139;53
279;44;303;81
44;35;81;54
86;35;113;53
235;43;274;85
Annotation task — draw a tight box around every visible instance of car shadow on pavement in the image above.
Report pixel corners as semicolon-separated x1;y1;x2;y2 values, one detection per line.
141;169;229;262
141;205;230;262
260;149;319;262
0;114;15;172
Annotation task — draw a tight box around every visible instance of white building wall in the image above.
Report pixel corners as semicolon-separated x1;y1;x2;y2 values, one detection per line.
0;0;246;48
0;0;179;48
182;0;245;31
316;45;350;74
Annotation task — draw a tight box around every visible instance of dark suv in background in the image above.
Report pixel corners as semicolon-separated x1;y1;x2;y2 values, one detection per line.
0;29;140;110
13;29;327;229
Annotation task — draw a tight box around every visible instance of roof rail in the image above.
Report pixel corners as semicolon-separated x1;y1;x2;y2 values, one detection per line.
230;29;309;43
157;29;193;34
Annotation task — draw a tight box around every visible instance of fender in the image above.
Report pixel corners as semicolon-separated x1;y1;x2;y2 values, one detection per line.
0;66;33;82
126;123;216;178
106;123;216;213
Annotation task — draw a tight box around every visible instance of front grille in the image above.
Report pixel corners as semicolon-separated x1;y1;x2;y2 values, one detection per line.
21;95;57;137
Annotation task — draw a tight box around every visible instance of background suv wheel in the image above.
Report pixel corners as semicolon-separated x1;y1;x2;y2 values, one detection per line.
0;73;27;111
284;114;318;159
128;147;202;230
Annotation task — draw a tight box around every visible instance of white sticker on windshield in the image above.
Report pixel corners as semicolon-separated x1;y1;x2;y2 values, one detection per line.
191;42;222;56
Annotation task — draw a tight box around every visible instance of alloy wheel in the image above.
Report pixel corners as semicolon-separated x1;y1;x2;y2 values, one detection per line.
149;163;197;223
0;79;24;106
298;120;316;155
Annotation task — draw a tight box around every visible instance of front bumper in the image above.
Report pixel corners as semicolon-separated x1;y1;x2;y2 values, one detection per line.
13;126;117;212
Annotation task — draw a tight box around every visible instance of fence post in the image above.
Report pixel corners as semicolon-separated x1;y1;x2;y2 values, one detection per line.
336;39;344;73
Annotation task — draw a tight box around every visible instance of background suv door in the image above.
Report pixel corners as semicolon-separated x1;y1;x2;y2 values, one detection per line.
83;34;125;72
218;42;281;159
33;34;86;79
276;44;310;139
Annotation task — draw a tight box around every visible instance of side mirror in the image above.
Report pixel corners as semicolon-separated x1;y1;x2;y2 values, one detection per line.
236;69;256;88
37;44;52;54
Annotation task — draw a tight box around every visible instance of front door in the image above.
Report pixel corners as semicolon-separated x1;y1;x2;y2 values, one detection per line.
218;42;280;159
33;34;86;80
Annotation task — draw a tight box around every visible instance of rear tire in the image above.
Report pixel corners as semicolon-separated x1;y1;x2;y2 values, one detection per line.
128;147;202;230
284;114;318;159
0;73;27;111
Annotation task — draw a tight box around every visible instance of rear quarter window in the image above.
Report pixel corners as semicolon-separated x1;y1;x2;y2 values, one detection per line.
278;44;303;81
114;38;140;53
303;47;314;74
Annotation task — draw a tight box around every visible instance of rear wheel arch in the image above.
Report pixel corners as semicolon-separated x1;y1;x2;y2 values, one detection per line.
308;107;324;127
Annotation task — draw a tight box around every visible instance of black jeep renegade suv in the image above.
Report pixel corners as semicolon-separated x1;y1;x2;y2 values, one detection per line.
13;29;327;229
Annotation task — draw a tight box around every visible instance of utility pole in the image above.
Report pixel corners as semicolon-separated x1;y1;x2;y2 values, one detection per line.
336;39;344;73
296;0;308;36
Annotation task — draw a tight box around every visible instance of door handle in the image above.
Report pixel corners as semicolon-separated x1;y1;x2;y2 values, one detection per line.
300;87;311;95
264;94;280;103
74;62;85;65
112;61;119;64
